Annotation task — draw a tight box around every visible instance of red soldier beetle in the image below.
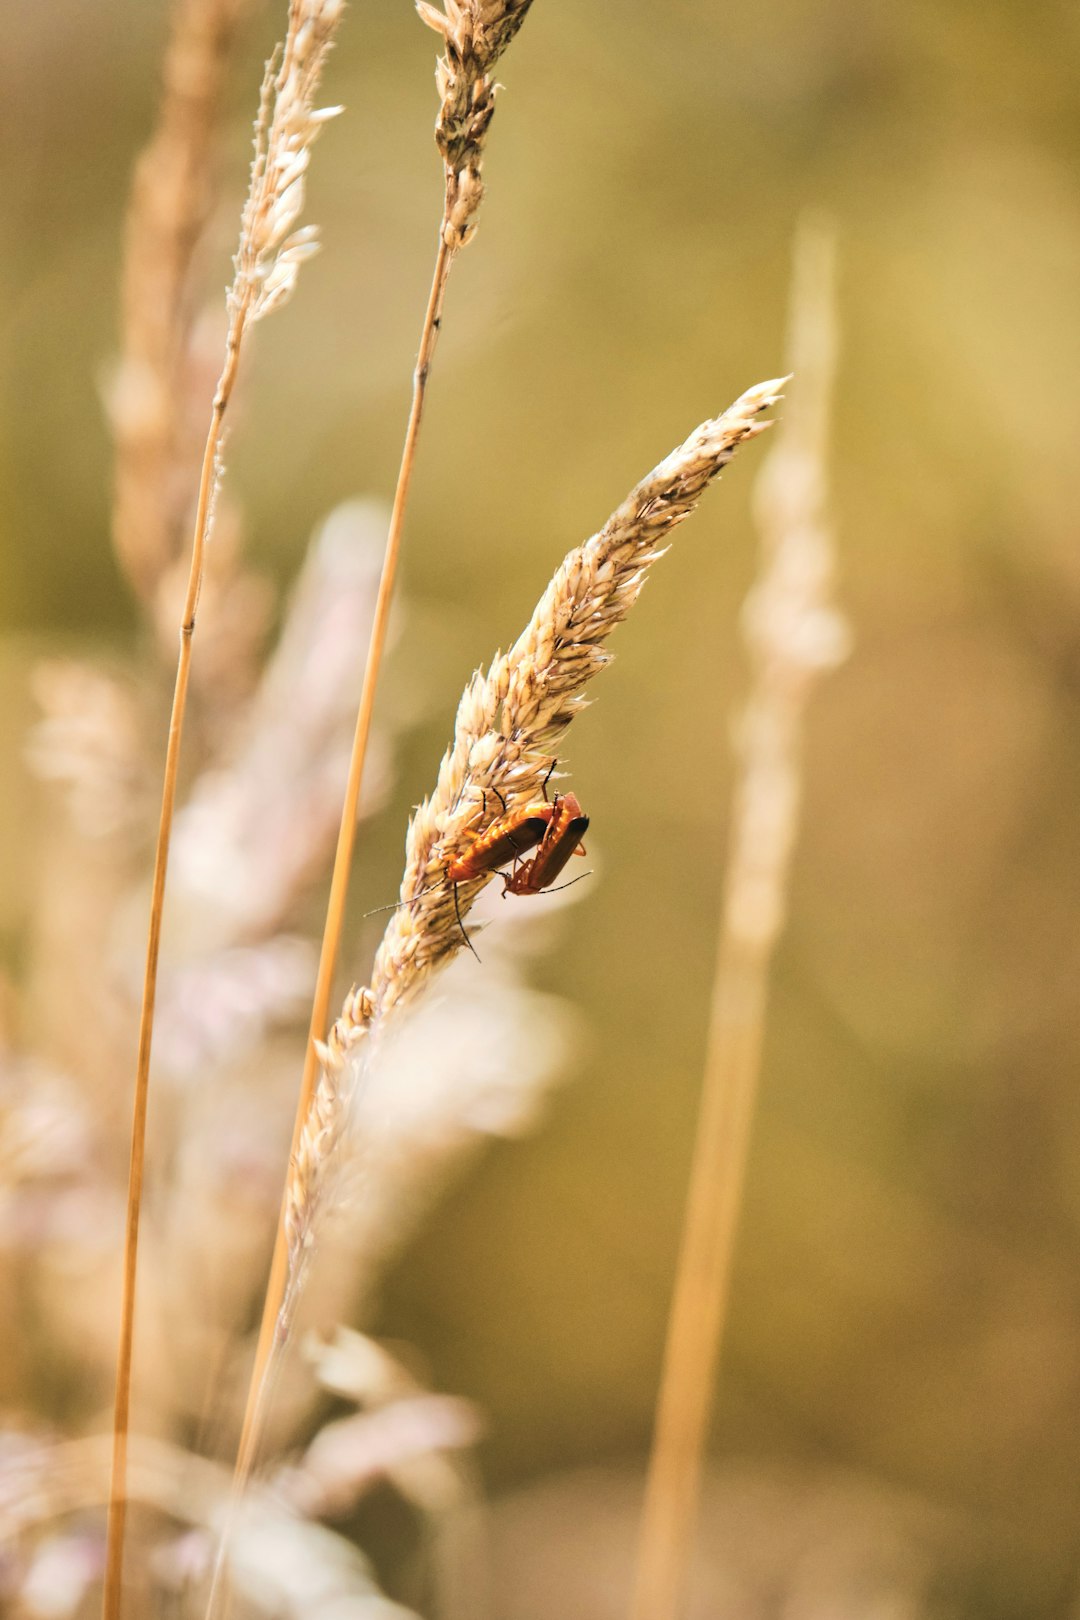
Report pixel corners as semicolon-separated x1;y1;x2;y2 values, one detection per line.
445;758;562;887
500;790;590;898
443;781;557;956
368;763;591;958
444;793;550;885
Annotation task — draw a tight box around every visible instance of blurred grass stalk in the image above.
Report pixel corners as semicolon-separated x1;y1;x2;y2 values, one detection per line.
109;0;255;608
629;221;850;1620
105;1;345;1614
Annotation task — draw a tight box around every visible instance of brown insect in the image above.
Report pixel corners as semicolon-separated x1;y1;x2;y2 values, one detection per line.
370;765;591;960
447;765;591;953
499;789;590;897
444;795;551;885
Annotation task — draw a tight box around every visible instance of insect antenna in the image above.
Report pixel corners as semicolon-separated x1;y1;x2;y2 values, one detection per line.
543;869;593;895
453;880;481;962
500;869;593;898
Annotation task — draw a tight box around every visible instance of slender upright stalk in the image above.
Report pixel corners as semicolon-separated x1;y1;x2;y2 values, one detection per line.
104;294;250;1620
629;224;849;1620
225;0;539;1506
232;234;452;1484
103;4;343;1611
627;943;769;1620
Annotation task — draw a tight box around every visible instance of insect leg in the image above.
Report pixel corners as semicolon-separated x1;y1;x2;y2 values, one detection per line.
363;878;444;917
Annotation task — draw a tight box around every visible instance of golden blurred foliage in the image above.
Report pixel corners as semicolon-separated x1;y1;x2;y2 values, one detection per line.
1;1;1079;1615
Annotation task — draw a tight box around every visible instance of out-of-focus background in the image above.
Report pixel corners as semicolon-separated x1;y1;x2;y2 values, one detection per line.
3;2;1080;1616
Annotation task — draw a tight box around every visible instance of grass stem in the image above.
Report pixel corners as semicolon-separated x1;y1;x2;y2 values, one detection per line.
104;299;250;1620
629;223;847;1620
628;947;768;1620
205;236;454;1620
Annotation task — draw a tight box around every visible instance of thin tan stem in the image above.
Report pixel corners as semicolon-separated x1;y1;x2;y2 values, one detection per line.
103;307;248;1620
628;946;768;1620
205;234;454;1616
629;224;845;1620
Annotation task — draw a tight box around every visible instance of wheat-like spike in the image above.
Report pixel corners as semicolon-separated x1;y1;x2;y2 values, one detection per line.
276;376;783;1313
368;376;785;1017
233;0;345;323
418;0;535;248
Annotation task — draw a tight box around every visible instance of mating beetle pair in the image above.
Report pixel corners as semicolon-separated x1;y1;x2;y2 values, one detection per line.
376;763;591;957
449;768;588;892
444;763;590;954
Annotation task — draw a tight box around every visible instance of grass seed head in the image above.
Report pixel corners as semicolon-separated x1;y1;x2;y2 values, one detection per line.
418;0;535;248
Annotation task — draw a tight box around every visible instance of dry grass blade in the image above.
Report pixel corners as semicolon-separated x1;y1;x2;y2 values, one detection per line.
105;5;345;1616
629;225;850;1620
108;0;254;604
269;376;784;1390
232;0;538;1518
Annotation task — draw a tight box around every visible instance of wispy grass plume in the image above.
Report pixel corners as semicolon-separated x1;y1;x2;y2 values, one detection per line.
629;223;850;1620
105;4;345;1615
109;0;255;605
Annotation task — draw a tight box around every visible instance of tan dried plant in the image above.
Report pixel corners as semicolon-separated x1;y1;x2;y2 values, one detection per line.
107;4;346;1614
109;0;255;606
236;0;540;1499
278;376;786;1344
418;0;535;249
630;223;851;1620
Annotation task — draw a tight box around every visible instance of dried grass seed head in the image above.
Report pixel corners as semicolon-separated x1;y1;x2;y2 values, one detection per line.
234;0;345;323
417;0;535;248
107;0;257;602
279;378;782;1328
354;377;787;1025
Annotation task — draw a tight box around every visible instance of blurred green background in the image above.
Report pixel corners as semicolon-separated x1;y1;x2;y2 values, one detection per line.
4;1;1080;1613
